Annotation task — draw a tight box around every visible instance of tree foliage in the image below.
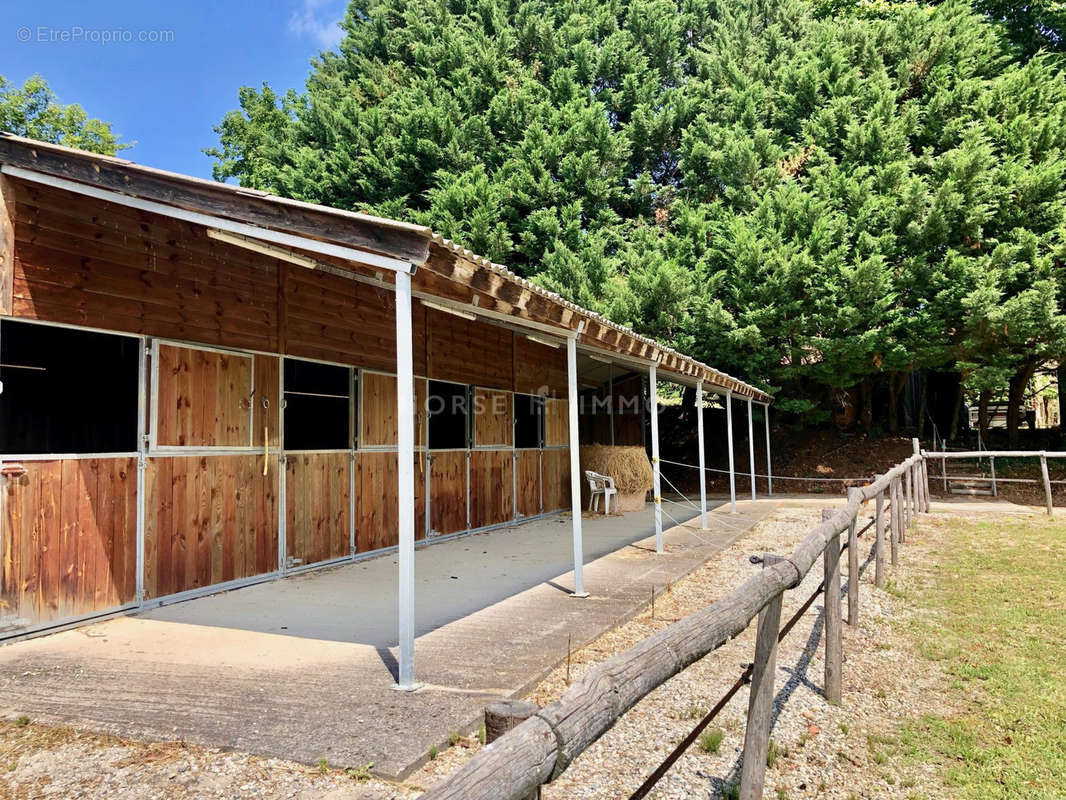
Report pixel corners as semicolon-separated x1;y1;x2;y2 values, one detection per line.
0;74;125;156
211;0;1066;438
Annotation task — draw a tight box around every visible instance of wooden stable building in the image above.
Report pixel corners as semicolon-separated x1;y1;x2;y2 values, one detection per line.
0;134;769;683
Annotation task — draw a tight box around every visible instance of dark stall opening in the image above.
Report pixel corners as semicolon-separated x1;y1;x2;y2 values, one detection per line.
0;320;139;454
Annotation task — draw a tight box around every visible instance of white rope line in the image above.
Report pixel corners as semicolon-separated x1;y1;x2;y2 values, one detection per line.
658;470;702;511
659;504;708;536
658;457;872;484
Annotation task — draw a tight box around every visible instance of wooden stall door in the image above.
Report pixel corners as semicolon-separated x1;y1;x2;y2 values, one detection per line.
469;450;515;529
360;373;427;449
429;451;467;536
354;452;426;554
544;398;569;447
285;453;351;567
155;344;253;447
515;451;541;517
1;458;136;629
143;454;278;599
541;448;571;513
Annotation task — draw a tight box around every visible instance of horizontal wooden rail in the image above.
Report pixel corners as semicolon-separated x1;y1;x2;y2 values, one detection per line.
419;452;926;800
927;448;1057;515
932;449;1066;459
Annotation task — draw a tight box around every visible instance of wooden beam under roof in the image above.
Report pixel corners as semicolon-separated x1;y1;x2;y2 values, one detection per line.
0;133;431;266
419;242;772;402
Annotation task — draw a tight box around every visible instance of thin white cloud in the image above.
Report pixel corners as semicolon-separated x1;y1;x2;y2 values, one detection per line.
288;0;345;49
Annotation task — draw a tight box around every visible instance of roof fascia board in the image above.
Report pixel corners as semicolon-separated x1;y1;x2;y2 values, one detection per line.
3;165;416;274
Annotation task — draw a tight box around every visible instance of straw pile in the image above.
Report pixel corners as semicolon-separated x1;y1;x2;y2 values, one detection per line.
580;445;653;494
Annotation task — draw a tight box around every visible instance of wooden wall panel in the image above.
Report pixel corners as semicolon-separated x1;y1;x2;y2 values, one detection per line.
143;454;277;599
360;373;427;448
0;174;13;316
354;452;427;552
426;308;513;389
473;388;513;447
545;398;569;447
285;452;350;565
469;450;514;529
541;448;571;512
514;335;567;396
515;450;541;517
155;344;253;447
11;182;278;352
254;354;281;448
283;267;427;374
429;451;467;536
0;458;136;627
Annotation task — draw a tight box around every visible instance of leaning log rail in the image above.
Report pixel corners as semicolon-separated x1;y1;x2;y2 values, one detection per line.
419;441;932;800
932;449;1064;516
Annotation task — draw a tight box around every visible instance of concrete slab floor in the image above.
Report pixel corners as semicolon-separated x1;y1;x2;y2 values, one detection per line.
0;500;778;779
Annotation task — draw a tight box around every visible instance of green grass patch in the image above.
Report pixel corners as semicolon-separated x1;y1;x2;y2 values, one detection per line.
898;516;1066;799
698;728;724;754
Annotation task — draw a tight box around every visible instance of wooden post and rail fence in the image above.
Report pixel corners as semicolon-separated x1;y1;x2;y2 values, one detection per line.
419;440;933;800
931;449;1062;516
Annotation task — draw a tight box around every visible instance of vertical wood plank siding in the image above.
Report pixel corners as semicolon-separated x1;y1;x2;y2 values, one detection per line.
285;452;351;565
1;459;136;624
469;450;515;528
143;455;277;599
515;451;541;517
429;452;468;536
2;174;586;630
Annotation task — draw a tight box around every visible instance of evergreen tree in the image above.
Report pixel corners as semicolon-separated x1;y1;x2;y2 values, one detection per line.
210;0;1066;435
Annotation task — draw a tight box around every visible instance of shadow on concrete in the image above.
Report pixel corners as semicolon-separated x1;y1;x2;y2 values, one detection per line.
138;504;715;648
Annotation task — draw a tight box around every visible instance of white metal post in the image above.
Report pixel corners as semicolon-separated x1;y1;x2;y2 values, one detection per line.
747;396;756;502
135;337;148;602
726;390;737;513
696;381;708;529
566;336;588;597
649;363;663;552
763;402;773;496
395;270;418;689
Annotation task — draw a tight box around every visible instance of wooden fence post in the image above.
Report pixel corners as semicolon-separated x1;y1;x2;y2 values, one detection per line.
824;529;843;705
922;458;931;512
846;487;860;625
739;560;784;800
902;467;912;537
911;440;922;513
484;700;541;800
1040;452;1053;517
874;488;886;588
890;478;900;565
911;464;918;522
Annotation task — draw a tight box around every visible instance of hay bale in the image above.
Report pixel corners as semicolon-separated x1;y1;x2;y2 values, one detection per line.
580;445;654;494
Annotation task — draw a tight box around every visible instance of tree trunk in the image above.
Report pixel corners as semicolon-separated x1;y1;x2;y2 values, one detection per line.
917;372;928;439
681;386;696;428
948;380;964;443
861;376;873;434
1058;363;1066;429
1007;363;1037;447
978;389;991;441
887;372;904;436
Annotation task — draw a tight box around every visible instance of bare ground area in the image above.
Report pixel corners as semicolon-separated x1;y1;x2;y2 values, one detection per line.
0;504;1008;799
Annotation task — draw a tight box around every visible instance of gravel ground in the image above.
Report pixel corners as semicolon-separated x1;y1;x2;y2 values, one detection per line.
0;505;956;800
531;506;955;799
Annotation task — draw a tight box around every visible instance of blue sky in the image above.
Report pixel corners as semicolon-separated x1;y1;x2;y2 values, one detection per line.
0;0;348;179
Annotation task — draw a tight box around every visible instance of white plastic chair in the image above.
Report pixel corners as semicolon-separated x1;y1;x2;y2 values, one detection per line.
585;470;618;514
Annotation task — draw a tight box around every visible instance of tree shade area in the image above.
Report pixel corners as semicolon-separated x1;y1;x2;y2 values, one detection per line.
207;0;1066;440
